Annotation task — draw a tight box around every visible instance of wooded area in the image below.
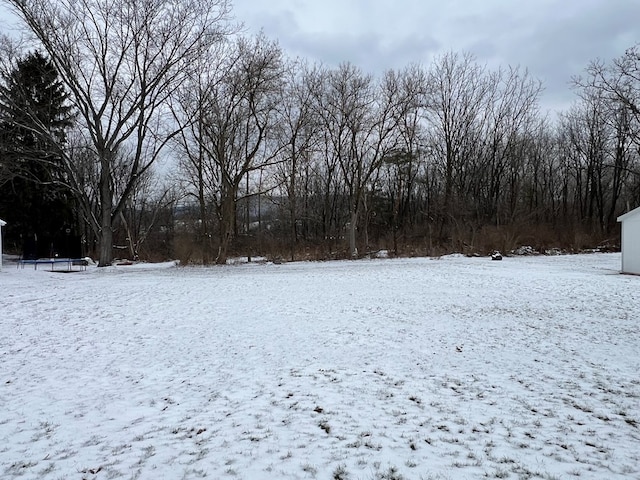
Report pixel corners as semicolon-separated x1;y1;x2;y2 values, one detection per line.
1;0;639;265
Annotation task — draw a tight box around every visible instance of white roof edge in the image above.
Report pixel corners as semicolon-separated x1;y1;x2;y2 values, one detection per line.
617;205;640;222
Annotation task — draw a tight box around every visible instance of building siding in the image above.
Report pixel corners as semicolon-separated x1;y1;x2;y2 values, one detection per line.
619;207;640;275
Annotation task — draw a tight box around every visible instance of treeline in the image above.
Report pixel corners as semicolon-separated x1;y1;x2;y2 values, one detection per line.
0;0;639;264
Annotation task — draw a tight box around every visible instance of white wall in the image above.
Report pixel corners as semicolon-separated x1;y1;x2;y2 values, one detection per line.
621;213;640;275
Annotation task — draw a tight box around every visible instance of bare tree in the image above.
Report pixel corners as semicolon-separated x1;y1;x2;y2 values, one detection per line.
516;119;563;224
425;51;492;240
574;46;640;217
173;34;285;264
565;63;640;233
581;45;640;130
0;35;24;188
3;0;233;265
312;63;399;257
479;66;542;223
380;64;428;253
170;42;228;264
272;61;321;260
299;65;347;255
117;169;176;261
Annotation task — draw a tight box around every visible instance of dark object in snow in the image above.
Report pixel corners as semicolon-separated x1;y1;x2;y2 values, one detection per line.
491;251;503;261
511;245;537;256
18;257;88;271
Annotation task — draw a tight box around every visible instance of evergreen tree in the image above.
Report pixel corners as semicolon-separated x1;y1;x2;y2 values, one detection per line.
0;50;76;256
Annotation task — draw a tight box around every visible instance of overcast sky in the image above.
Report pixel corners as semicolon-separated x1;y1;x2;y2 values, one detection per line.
230;0;640;116
1;0;638;116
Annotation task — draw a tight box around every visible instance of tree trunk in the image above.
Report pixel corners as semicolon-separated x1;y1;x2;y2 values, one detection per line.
98;161;113;267
198;180;211;264
216;193;235;265
289;153;298;262
348;208;358;258
98;216;113;266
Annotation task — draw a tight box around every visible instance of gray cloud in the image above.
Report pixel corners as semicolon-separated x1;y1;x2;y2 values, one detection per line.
233;0;639;114
434;0;640;112
281;30;440;73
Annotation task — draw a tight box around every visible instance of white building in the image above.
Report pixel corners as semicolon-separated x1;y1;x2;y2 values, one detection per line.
618;206;640;275
0;219;5;271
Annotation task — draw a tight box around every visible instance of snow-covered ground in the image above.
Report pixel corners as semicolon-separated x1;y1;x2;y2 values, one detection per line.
0;253;638;480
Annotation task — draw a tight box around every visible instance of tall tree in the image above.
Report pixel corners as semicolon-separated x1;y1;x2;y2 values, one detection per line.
313;63;399;257
575;45;640;217
380;65;428;253
478;66;542;223
273;61;320;261
173;34;285;264
3;0;232;265
0;50;75;252
425;52;492;233
582;45;640;132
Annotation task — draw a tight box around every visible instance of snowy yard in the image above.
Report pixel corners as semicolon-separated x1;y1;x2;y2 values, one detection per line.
0;253;638;480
